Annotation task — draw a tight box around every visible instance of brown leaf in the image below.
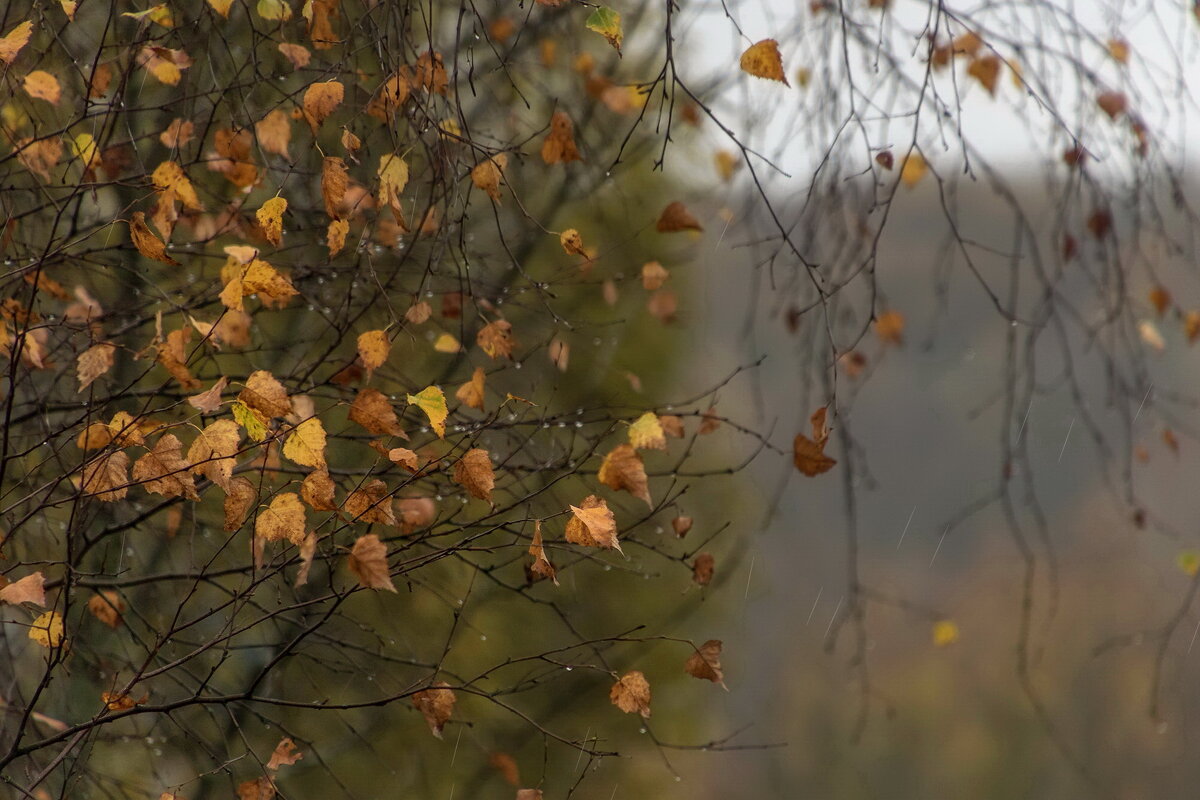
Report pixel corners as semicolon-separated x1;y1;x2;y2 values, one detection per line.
692;552;715;586
236;777;275;800
565;495;621;552
541;111;581;164
81;450;129;502
398;497;436;533
1097;91;1127;120
527;519;558;585
255;110;292;160
684;639;725;686
453;448;495;502
130;212;178;265
609;671;651;717
76;343;115;392
133;434;199;500
349;387;404;436
406;301;432;324
0;21;34;64
660;415;685;438
321;156;348;219
477;319;516;359
967;55;1001;95
598;444;651;507
223;477;257;531
412;682;455;738
301;469;337;511
349;533;396;591
0;572;45;606
343;478;396;526
87;590;125;628
489;752;520;787
793;431;836;477
471;153;508;202
387;447;419;471
240;370;292;418
266;737;304;770
187;376;228;414
455;366;486;411
671;515;693;538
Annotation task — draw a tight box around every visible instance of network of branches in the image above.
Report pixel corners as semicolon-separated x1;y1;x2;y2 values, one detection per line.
0;0;1196;797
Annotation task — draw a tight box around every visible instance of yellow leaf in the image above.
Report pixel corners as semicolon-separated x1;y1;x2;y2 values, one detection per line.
628;412;666;450
357;329;390;376
257;0;293;21
71;132;101;173
150;161;202;211
740;39;788;85
0;22;33;64
28;611;65;648
255;109;292;159
256;196;287;247
406;385;448;438
207;0;234;16
137;46;191;85
377;153;409;215
283;417;327;469
565;495;621;552
433;332;461;353
559;228;586;256
327;218;349;256
470;153;507;202
256;492;306;544
900;153;928;188
932;620;959;647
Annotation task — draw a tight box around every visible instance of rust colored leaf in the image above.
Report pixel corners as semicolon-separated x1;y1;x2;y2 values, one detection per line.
349;533;396;591
609;671;651;717
454;448;494;502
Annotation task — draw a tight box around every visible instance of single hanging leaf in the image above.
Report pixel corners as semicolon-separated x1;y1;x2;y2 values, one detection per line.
377;153;409;216
28;611;65;648
565;495;621;552
456;366;486;410
283;417;328;469
256;196;287;246
470;153;508;202
343;478;396;525
793;406;836;476
684;640;726;687
610;671;651;718
407;385;448;438
130;212;179;265
76;343;115;391
411;683;455;738
585;7;622;51
223;477;257;531
453;448;494;502
23;71;62;105
357;329;390;377
256;492;306;544
266;738;304;771
477;319;516;359
900;153;928;187
349;533;397;592
349;388;404;437
692;552;715;586
321;156;348;218
641;261;669;290
528;520;558;585
559;229;586;256
740;39;788;84
541;111;581;164
656;201;703;232
302;80;343;131
874;309;905;344
301;469;337;510
257;0;292;21
628;412;666;450
187;376;228;414
87;591;125;627
598;444;652;507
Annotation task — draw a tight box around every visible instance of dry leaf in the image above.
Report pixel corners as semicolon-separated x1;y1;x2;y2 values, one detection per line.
133;434;200;500
541;111;581;164
874;309;904;344
671;515;692;537
656;201;702;233
528;519;558;585
740;39;788;84
454;448;494;502
81;451;130;502
188;419;241;489
357;329;390;376
256;110;292;159
224;477;257;531
641;261;669;290
692;552;715;586
609;671;651;717
240;370;292;418
256;492;306;544
349;533;396;591
343;478;396;525
0;21;34;64
301;469;337;511
283;417;327;469
24;70;62;104
628;412;666;450
477;319;516;359
87;590;125;628
456;367;486;411
412;682;455;738
900;153;928;187
256;196;287;247
349;388;404;436
684;639;725;686
266;738;304;770
598;444;651;507
130;212;179;265
387;447;419;471
303;80;343;131
188;376;228;414
565;495;621;552
471;153;508;202
77;343;115;391
0;572;45;606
